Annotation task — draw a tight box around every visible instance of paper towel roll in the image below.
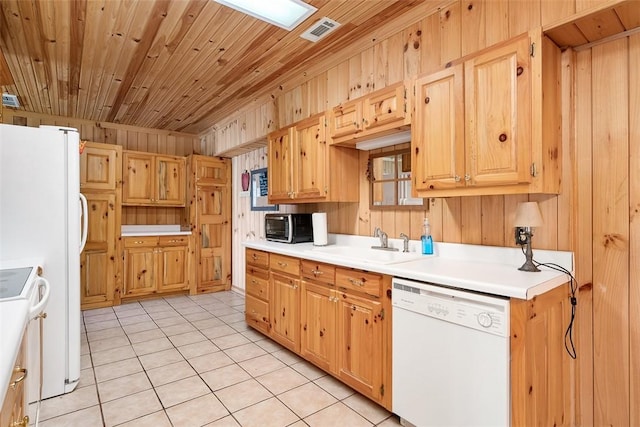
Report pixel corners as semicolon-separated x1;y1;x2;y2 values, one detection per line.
312;212;328;246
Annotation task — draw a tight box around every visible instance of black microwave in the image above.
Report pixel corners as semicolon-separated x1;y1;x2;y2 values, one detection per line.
265;213;313;243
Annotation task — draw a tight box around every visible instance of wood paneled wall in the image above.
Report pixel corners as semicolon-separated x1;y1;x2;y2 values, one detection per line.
1;109;200;226
201;1;639;425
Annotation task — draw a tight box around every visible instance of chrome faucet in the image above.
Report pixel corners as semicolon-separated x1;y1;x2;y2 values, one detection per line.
372;227;397;251
399;233;410;252
373;227;388;248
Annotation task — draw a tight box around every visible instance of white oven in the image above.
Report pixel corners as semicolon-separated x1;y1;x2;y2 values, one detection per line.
0;259;51;407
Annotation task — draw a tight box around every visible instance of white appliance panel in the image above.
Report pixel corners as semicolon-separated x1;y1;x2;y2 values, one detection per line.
0;124;81;399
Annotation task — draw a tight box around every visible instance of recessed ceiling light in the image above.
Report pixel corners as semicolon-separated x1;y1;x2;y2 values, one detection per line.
214;0;317;31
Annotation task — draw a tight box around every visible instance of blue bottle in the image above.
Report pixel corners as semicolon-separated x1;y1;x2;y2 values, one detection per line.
421;218;433;255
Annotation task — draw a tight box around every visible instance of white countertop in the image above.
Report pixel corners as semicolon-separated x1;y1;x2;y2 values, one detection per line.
242;234;574;300
0;298;30;405
121;225;192;237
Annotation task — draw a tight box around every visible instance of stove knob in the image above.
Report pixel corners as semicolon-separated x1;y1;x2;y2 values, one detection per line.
478;312;493;328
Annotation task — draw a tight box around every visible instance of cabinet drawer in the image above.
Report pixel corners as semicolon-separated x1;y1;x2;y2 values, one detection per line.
246;269;269;301
270;254;300;276
335;268;383;297
123;236;159;248
246;248;269;268
301;260;335;285
159;235;189;246
245;294;270;334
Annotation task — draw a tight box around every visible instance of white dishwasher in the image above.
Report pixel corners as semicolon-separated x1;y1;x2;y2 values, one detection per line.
392;277;510;427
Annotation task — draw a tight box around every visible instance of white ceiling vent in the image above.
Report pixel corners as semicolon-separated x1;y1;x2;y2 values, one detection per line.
2;93;20;108
300;17;340;42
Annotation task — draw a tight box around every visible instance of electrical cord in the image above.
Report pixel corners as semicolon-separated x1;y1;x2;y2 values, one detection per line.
521;246;578;359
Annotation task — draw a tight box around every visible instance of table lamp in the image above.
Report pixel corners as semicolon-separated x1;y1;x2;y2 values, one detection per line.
514;201;544;272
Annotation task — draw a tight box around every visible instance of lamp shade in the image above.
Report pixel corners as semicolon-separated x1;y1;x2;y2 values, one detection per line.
514;202;544;227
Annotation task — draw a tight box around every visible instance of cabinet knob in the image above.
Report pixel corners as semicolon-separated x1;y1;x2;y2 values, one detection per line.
454;175;461;182
312;269;323;276
348;278;364;287
278;262;288;267
11;416;29;427
252;254;258;260
464;174;471;182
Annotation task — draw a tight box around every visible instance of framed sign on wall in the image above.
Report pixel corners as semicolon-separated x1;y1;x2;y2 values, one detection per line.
250;168;278;211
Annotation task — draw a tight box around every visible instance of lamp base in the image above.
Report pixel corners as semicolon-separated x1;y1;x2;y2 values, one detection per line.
518;259;540;272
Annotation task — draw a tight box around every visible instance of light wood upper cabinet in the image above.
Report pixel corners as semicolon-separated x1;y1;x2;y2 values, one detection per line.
329;81;411;147
123;150;186;206
80;142;119;190
412;29;561;197
268;127;294;201
268;113;359;204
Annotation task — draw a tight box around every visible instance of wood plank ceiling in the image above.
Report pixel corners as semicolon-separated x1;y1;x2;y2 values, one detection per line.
0;0;432;134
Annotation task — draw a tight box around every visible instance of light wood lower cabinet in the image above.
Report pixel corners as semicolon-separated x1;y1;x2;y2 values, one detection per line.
245;251;392;410
1;335;28;427
123;235;190;298
269;254;301;353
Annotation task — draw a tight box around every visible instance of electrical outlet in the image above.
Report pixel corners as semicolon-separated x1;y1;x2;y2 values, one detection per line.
515;227;527;245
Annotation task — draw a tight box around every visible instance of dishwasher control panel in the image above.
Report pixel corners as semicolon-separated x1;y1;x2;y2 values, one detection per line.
392;277;509;337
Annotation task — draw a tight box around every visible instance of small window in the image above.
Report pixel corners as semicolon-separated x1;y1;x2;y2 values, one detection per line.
368;149;425;210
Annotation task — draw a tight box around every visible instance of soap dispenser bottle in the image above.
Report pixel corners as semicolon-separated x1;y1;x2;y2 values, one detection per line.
421;218;433;255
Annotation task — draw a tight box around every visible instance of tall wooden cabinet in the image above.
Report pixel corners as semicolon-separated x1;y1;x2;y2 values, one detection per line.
412;29;561;197
269;254;301;353
188;155;231;293
80;142;122;310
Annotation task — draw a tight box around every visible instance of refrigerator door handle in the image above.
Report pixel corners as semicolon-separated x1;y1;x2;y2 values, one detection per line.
79;193;88;252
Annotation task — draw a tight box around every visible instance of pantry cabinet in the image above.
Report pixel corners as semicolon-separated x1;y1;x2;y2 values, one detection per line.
412;29;561;197
80;142;122;310
188;155;231;294
329;81;411;146
268;113;359;204
122;235;190;298
123;150;186;206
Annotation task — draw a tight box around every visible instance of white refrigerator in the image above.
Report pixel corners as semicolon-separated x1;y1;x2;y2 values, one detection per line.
0;123;86;400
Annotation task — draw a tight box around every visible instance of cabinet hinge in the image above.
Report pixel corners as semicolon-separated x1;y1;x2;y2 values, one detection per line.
404;87;407;100
530;162;538;177
324;186;328;194
379;308;385;320
380;384;385;396
530;42;535;57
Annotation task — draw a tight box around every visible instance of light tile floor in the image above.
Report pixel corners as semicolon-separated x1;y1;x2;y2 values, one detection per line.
30;291;402;427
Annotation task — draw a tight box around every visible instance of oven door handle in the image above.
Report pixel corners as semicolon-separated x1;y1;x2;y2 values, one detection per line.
29;277;50;320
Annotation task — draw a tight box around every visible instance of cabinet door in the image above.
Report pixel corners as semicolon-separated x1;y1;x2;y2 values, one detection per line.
301;281;337;373
158;245;189;292
80;143;119;190
293;115;327;200
329;100;362;139
123;152;154;204
194;156;228;186
196;186;230;292
123;247;156;297
363;82;407;131
413;65;465;192
270;272;301;353
337;292;383;400
80;193;116;306
465;35;532;187
155;156;185;206
268;128;294;202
